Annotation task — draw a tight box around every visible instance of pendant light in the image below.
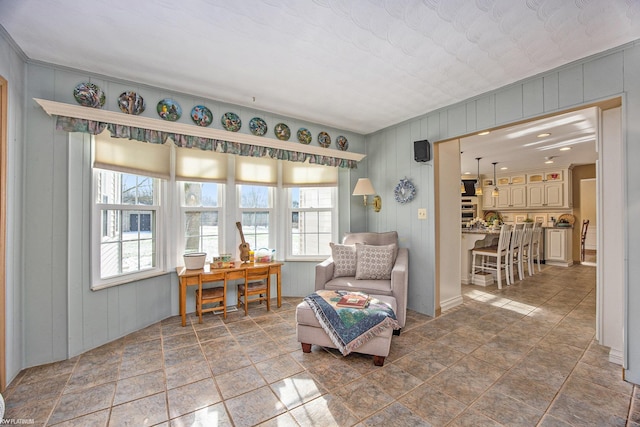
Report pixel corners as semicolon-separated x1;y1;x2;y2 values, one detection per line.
474;157;483;196
491;162;499;198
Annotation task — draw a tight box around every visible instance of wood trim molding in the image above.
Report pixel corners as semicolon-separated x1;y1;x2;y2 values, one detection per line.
33;98;366;163
0;75;7;392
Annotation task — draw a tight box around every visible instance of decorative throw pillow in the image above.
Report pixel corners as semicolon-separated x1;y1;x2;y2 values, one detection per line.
330;242;357;278
355;243;396;280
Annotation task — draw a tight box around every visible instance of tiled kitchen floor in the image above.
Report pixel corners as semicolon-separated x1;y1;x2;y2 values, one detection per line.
3;264;640;426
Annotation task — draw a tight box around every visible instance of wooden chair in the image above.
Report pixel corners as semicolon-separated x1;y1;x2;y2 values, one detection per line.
581;219;590;262
518;223;534;277
526;222;543;274
237;266;271;315
507;223;526;283
472;224;512;289
195;271;227;322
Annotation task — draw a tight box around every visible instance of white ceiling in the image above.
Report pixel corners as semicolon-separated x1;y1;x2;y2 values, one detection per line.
460;106;599;176
1;0;639;137
0;1;635;175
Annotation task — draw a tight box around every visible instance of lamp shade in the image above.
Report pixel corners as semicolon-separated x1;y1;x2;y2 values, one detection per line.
352;178;376;195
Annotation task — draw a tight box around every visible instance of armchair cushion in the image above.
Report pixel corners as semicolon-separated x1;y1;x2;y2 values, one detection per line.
329;242;357;278
355;243;396;280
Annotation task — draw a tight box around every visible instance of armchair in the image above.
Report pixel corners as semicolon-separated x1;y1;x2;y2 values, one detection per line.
315;231;409;330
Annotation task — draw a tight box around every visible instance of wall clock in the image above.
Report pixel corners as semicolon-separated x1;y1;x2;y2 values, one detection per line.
394;178;416;204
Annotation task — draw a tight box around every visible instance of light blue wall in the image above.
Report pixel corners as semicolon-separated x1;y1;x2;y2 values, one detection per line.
365;40;640;383
0;29;25;388
17;59;366;371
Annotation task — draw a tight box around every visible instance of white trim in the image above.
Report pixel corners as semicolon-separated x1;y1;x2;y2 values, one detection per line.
34;98;366;162
440;295;464;312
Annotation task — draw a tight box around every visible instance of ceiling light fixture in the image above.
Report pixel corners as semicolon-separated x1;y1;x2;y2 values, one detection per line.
544;156;555;164
474;157;482;196
491;162;499;198
560;147;572;151
500;167;508;170
537;133;551;138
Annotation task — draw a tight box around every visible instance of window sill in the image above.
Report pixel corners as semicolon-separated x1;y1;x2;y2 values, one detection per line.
91;270;170;291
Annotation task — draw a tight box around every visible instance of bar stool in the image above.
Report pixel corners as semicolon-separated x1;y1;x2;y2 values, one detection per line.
472;224;512;289
508;223;525;283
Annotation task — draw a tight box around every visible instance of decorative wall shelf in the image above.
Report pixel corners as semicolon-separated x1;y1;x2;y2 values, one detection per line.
33;98;366;164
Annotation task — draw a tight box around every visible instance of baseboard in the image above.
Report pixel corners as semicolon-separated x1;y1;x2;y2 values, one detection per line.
609;348;624;366
440;295;464;312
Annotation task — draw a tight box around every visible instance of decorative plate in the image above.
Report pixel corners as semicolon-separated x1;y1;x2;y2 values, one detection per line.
297;128;312;144
221;112;241;132
117;91;145;115
190;105;213;127
249;117;268;136
274;123;291;141
318;131;331;148
157;98;182;121
336;135;349;151
73;82;106;108
394;178;416;204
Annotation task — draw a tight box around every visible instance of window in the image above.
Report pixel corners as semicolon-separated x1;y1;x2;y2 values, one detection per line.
180;182;222;256
238;185;272;250
288;187;336;258
93;170;162;288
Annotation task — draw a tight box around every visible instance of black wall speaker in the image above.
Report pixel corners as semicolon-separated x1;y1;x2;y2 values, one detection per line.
414;139;431;162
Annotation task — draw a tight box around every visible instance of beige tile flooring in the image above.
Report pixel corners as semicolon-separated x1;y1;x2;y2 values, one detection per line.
3;264;640;426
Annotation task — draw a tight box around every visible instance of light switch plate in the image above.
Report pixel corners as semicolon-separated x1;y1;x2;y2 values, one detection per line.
418;208;427;219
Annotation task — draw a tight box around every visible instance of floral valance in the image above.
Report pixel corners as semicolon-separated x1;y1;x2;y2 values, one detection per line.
55;116;358;169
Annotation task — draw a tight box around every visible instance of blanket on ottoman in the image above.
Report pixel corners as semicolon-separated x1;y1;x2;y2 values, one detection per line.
303;290;399;356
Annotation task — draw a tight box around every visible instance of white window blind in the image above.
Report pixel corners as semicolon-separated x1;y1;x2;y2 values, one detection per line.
94;131;170;180
175;147;228;182
235;155;277;185
282;161;338;187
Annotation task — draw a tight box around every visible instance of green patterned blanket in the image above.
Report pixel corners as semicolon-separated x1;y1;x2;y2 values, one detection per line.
303;290;399;356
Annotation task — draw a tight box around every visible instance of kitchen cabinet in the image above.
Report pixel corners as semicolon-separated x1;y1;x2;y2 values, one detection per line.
497;174;526;186
545;228;573;267
528;182;564;207
496;185;527;208
485;168;571;210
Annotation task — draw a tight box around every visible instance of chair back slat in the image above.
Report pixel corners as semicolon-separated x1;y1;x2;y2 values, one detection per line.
498;224;512;252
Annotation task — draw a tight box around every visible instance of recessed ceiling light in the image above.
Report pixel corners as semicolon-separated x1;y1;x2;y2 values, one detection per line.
537;133;551;138
560;147;571;151
477;131;490;136
545;160;554;164
500;167;508;170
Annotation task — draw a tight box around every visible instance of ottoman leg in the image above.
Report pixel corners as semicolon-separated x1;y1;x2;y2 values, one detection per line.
373;356;385;366
301;343;312;353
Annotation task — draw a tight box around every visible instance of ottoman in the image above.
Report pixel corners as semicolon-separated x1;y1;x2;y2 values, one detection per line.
295;294;397;366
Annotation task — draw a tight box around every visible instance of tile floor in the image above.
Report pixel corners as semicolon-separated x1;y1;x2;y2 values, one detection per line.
3;263;640;426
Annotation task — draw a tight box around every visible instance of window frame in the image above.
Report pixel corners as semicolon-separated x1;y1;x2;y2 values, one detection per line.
237;184;275;251
285;186;338;261
177;181;224;260
91;169;166;290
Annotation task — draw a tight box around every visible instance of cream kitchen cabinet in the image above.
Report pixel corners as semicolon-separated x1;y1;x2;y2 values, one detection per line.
496;185;527;208
545;228;573;267
528;182;564;207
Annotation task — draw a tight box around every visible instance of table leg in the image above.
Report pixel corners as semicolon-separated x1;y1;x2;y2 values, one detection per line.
277;268;282;308
180;277;187;327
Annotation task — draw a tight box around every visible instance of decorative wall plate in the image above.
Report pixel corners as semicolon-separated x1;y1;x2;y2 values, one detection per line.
221;112;241;132
190;105;213;127
336;135;348;151
274;123;291;140
297;128;312;144
117;91;145;115
317;131;331;148
73;82;106;108
394;178;416;204
157;98;182;121
249;117;267;136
